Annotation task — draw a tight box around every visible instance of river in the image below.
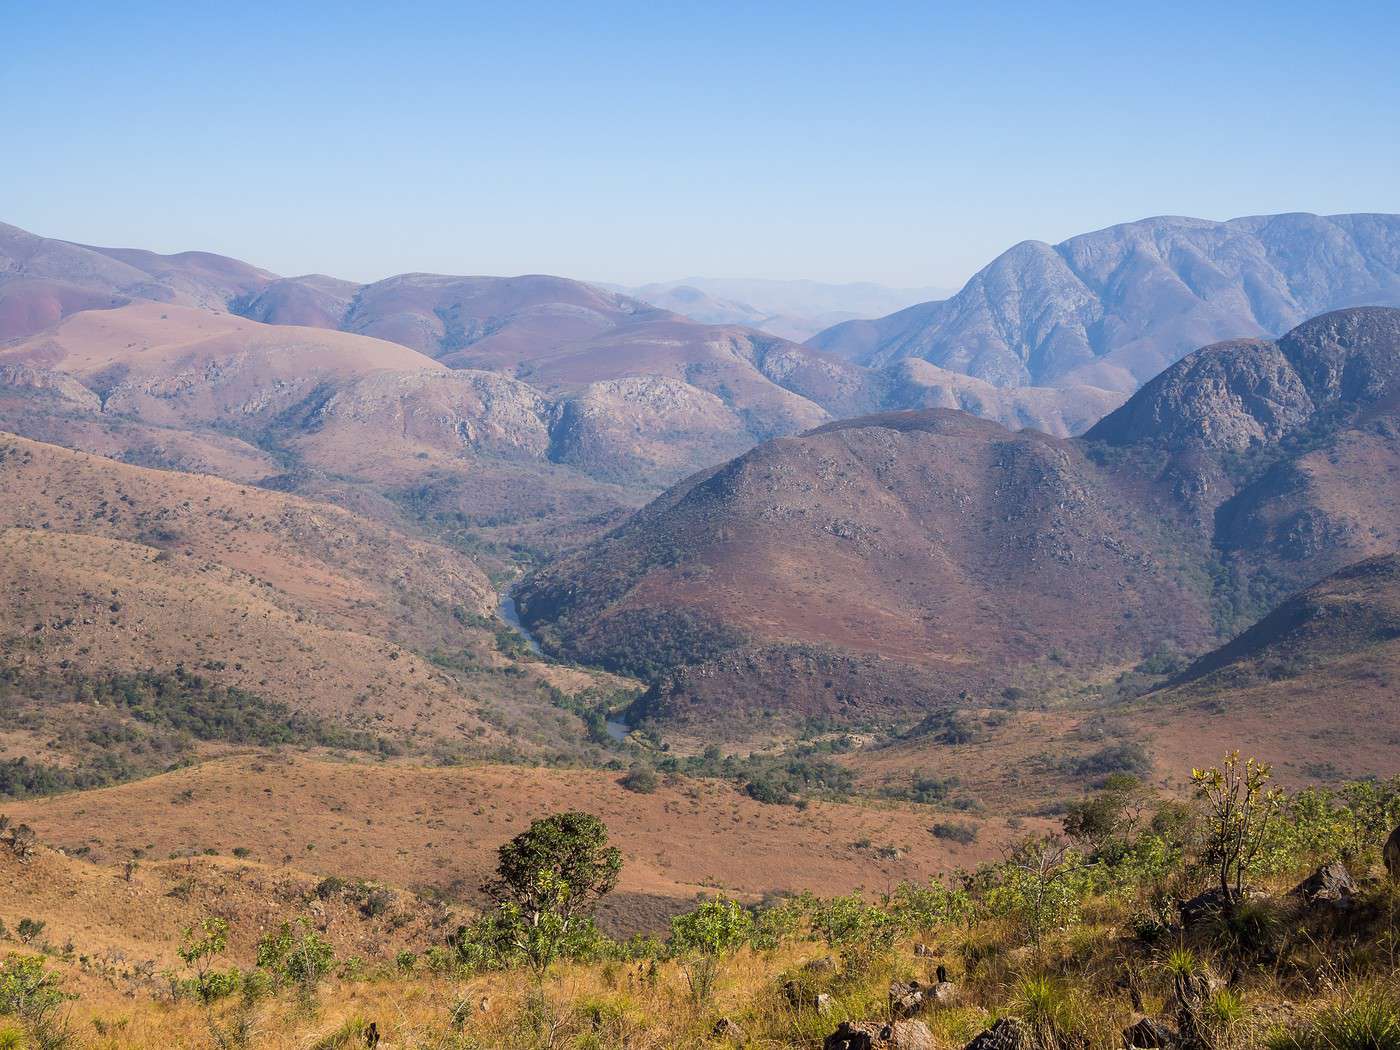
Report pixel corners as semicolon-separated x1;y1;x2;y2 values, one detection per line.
497;589;629;742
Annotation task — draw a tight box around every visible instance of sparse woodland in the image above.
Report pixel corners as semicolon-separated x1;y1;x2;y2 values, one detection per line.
2;754;1399;1049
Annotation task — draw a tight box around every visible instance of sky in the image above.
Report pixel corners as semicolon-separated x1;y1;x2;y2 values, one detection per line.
4;1;1399;288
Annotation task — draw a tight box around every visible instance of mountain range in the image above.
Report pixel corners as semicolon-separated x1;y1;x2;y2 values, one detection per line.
5;214;1400;777
809;213;1400;393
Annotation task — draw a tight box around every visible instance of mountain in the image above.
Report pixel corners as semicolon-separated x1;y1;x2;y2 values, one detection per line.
810;213;1400;393
517;308;1400;735
0;221;275;341
619;278;950;341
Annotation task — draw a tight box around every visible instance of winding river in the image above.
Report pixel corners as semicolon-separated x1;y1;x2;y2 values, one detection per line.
497;589;629;742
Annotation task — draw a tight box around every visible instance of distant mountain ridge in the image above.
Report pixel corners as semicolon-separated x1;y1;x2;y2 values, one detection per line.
810;213;1400;393
612;278;950;341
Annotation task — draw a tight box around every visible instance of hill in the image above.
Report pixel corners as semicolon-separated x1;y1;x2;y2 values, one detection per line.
810;213;1400;393
518;308;1400;736
0;432;638;773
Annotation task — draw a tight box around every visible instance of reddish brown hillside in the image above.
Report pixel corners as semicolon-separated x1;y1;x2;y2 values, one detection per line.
520;409;1215;732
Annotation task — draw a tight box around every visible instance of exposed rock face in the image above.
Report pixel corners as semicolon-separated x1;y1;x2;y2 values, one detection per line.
811;214;1400;392
1291;861;1356;909
313;369;555;458
963;1018;1031;1050
1088;309;1400;452
826;1020;935;1050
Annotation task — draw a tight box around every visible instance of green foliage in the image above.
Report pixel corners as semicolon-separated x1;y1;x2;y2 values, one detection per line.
0;956;70;1049
984;839;1089;951
255;921;335;1000
1270;986;1400;1050
805;893;897;974
485;812;622;920
619;765;658;794
930;821;979;844
177;917;234;1003
668;898;754;1003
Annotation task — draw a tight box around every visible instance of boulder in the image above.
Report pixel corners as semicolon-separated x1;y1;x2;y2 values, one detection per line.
930;979;957;1005
1386;825;1400;881
913;942;934;957
1122;1016;1176;1049
889;979;926;1019
1291;861;1356;909
784;979;835;1012
1178;887;1233;928
825;1020;935;1050
964;1018;1031;1050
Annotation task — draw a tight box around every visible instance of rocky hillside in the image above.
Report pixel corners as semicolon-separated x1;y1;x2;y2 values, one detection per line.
518;308;1400;733
811;213;1400;393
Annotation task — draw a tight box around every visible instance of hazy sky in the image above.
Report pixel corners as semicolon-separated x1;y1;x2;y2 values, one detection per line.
5;1;1398;287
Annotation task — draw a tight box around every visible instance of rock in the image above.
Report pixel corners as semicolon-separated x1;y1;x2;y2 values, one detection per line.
784;979;834;1014
825;1019;935;1050
804;956;839;974
889;979;926;1019
964;1018;1031;1050
712;1017;746;1042
817;993;835;1015
1178;887;1233;929
930;979;957;1006
364;1021;380;1048
1386;825;1400;881
1291;861;1356;908
1122;1016;1176;1049
913;942;934;957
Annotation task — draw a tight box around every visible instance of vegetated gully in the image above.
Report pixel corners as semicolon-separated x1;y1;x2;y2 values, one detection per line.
497;588;629;743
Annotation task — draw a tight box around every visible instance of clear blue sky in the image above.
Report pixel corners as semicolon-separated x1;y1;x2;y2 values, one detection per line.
4;1;1398;287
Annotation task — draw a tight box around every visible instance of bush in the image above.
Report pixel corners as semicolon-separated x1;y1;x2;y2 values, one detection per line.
620;765;658;794
930;821;979;844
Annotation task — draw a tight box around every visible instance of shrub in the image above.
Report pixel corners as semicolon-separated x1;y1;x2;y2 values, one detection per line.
619;765;658;794
930;821;979;844
668;898;754;1003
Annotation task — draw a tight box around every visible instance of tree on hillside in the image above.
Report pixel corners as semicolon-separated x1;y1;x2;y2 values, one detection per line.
1191;752;1284;902
468;811;622;978
483;811;622;920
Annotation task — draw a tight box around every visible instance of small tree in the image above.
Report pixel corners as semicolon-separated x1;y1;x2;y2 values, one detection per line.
178;917;230;1003
987;838;1087;954
255;920;334;1006
669;898;754;1003
471;812;622;979
484;812;621;921
1191;753;1284;901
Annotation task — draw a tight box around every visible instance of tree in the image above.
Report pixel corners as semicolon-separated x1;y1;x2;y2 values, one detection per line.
1191;752;1284;901
470;812;621;979
987;838;1087;954
177;917;230;1003
669;898;754;1003
484;812;621;922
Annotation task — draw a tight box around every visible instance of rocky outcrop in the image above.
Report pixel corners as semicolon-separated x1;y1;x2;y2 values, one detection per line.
826;1020;935;1050
1291;861;1357;909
